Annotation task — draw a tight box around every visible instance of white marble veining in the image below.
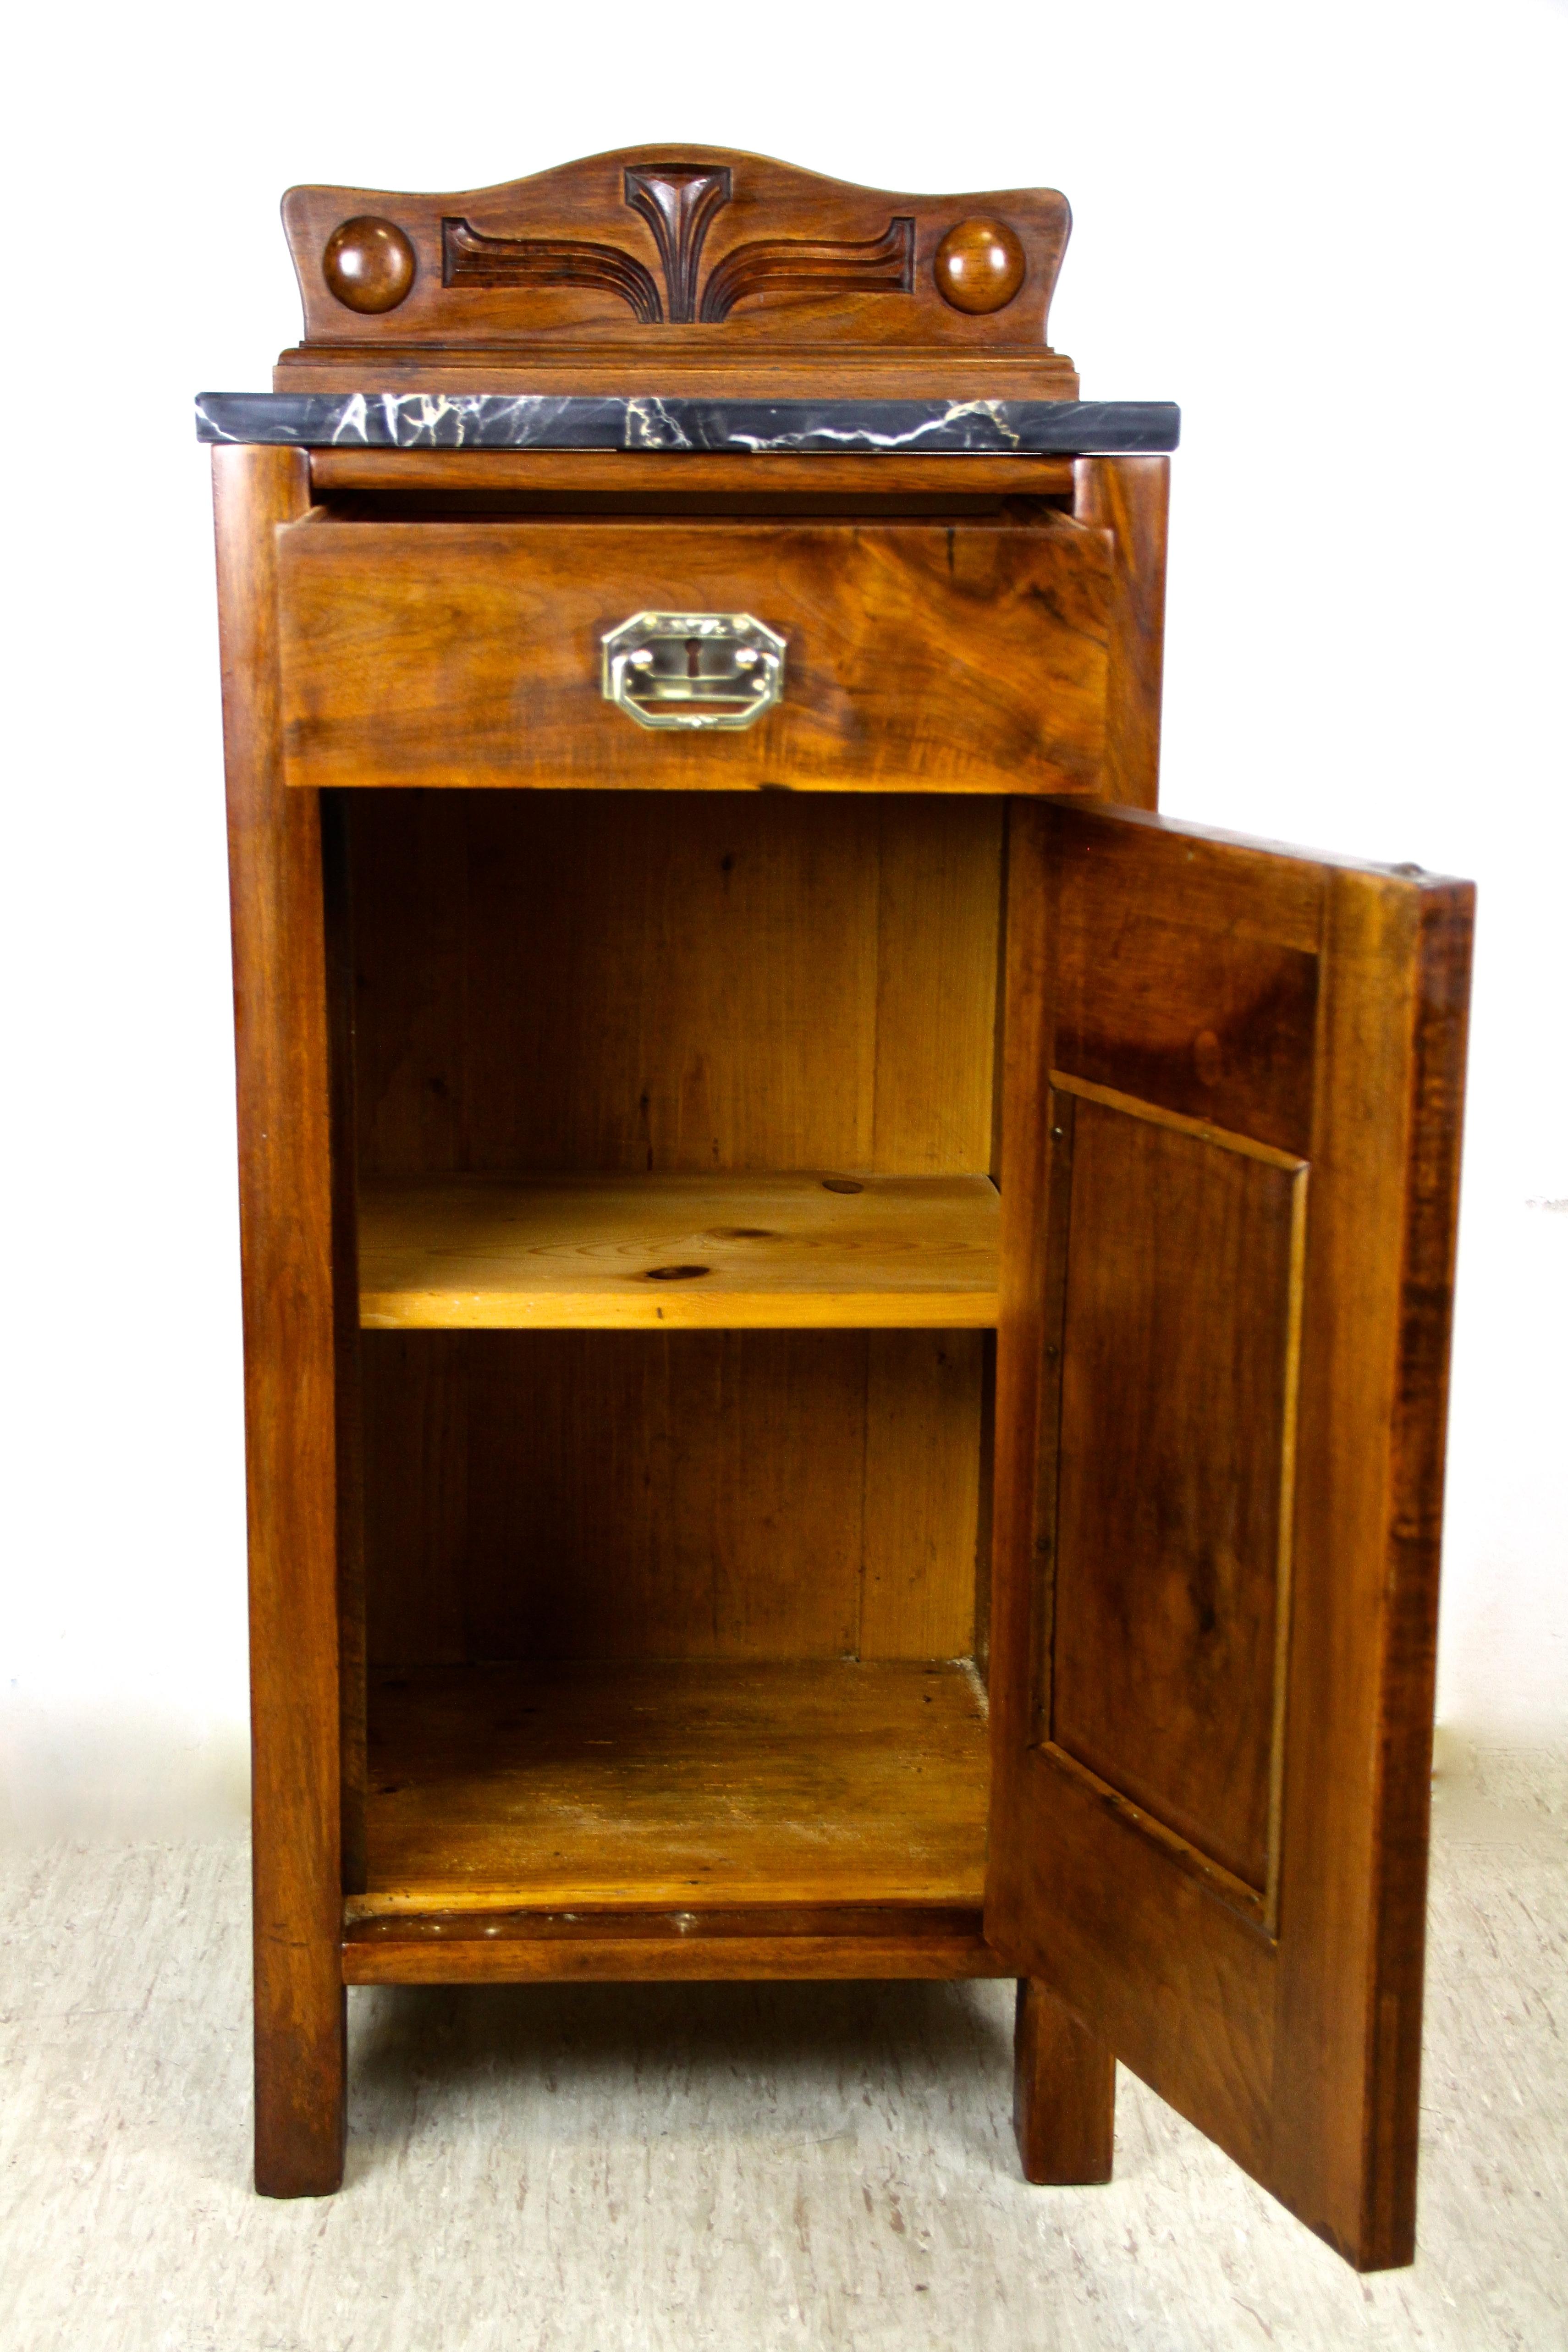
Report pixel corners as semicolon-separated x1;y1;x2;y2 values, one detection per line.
0;1742;1562;2351
193;391;1181;455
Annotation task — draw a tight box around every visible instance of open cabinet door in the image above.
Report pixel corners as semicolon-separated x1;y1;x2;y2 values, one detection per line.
986;800;1472;2270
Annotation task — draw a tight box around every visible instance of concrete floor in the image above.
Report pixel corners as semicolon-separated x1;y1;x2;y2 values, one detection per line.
1;1741;1563;2352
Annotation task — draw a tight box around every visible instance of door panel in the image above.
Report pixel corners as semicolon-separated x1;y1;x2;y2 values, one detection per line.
986;800;1473;2270
1047;1081;1304;1900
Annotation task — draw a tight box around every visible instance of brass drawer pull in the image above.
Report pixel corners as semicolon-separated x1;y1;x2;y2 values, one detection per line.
602;611;786;731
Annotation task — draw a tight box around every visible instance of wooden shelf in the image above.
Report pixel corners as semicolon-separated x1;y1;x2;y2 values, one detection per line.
358;1172;1000;1331
358;1658;990;1915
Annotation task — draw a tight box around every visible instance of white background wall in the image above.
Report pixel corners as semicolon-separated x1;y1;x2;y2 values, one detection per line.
3;0;1564;1844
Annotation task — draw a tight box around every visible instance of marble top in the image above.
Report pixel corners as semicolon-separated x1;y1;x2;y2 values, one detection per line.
194;392;1179;455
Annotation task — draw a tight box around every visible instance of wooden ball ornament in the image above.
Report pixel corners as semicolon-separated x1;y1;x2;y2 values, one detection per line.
934;218;1026;314
322;216;417;314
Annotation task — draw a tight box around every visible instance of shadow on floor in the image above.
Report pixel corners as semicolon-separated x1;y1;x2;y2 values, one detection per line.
345;1975;1017;2180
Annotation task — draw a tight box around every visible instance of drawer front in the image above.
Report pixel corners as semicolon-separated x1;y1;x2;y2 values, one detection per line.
278;517;1111;794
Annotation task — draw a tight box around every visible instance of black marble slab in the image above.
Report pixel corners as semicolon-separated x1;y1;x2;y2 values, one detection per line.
194;392;1179;455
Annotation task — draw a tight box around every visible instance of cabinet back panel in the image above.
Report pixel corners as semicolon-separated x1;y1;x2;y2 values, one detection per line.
363;1329;985;1666
349;790;1003;1178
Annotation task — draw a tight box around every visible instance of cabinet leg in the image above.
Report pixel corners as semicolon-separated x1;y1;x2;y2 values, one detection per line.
1012;1977;1115;2185
254;1969;347;2198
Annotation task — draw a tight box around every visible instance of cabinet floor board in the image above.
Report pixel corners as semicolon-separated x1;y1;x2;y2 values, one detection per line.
362;1658;990;1912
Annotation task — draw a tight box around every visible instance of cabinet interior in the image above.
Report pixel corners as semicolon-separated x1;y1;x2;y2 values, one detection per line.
343;787;1008;1917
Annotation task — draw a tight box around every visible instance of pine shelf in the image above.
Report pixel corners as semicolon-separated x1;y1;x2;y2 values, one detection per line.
358;1171;1001;1331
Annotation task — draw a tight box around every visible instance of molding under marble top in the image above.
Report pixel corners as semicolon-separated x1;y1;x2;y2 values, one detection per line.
193;392;1179;455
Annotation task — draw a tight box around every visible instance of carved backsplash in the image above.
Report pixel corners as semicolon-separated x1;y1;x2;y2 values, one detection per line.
276;146;1078;397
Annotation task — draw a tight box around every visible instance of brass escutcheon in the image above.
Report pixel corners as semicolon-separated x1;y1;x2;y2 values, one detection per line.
601;611;786;731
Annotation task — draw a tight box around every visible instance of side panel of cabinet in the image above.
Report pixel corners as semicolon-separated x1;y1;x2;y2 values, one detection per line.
214;445;352;2195
986;801;1472;2269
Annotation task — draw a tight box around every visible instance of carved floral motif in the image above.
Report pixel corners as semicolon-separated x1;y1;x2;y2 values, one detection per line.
441;163;913;325
623;166;731;323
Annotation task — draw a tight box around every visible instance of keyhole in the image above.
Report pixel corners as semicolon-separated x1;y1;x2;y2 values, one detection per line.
685;638;702;679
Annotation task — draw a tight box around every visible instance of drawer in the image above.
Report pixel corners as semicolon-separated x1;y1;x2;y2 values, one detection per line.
277;515;1111;794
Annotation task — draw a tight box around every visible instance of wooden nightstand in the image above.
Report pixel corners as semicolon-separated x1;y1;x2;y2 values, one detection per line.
203;145;1471;2271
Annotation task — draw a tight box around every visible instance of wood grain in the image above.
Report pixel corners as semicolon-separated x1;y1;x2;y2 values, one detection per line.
212;444;347;2197
360;1660;990;1911
1269;862;1474;2269
276;353;1082;402
362;1331;468;1669
278;518;1111;796
308;449;1078;498
341;1907;1007;1985
1051;812;1321;1155
1013;1979;1116;2185
872;796;1007;1168
861;1332;986;1660
358;1172;999;1330
986;803;1277;2182
276;146;1078;394
462;1331;856;1663
349;788;1001;1673
1047;1093;1304;1893
349;791;1003;1180
1073;457;1169;808
986;799;1473;2270
321;794;367;1896
363;1328;985;1669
